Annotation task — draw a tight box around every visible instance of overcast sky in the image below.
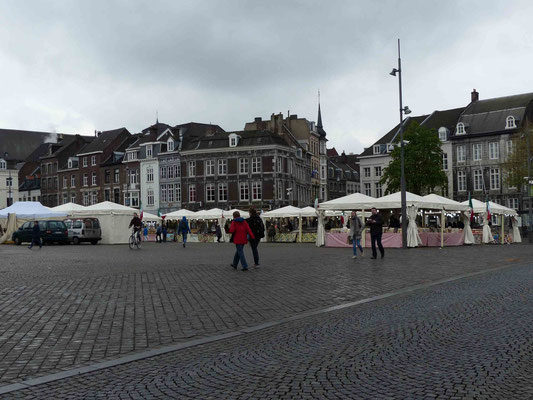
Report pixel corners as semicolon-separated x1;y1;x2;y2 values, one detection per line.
1;0;533;154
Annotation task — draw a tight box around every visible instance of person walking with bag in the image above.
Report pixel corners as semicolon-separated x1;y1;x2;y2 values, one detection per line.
366;207;384;259
177;216;191;248
349;211;364;259
229;211;255;271
246;208;265;267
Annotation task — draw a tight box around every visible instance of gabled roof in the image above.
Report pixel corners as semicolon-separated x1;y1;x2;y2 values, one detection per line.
0;128;74;162
327;148;339;157
101;135;138;166
24;143;51;163
77;128;129;155
41;135;93;160
359;115;428;157
421;107;465;131
181;130;288;152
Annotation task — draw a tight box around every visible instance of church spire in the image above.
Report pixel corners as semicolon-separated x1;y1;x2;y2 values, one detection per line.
317;90;326;138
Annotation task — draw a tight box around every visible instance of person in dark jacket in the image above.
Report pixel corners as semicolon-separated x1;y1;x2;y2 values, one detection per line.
229;211;255;271
177;216;191;248
366;207;384;259
215;222;222;242
246;208;265;267
28;221;42;249
349;211;364;259
156;224;162;243
162;223;167;242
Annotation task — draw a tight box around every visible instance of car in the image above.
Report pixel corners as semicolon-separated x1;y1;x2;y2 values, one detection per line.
64;218;101;245
12;220;69;245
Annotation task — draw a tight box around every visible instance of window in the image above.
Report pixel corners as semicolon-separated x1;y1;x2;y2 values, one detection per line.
83;157;88;167
62;194;68;204
0;160;5;169
129;169;138;185
161;166;167;179
505;116;516;129
364;183;371;196
456;145;466;162
457;171;467;191
188;161;196;177
375;182;383;198
92;172;97;186
167;140;174;152
161;185;167;203
147;189;154;206
489;142;499;160
131;193;139;207
229;134;238;147
205;160;215;176
105;169;110;184
277;157;282;173
473;170;483;191
442;153;448;170
218;183;227;202
375;166;382;177
490;168;500;190
83;174;88;186
71;193;76;204
68;159;73;169
252;157;261;174
114;168;120;183
206;183;215;202
373;145;381;155
363;167;371;178
104;189;111;201
277;180;283;200
71;174;75;187
218;159;227;175
240;182;249;201
473;144;482;161
114;188;120;203
42;179;47;189
91;191;98;205
252;182;262;201
147;168;154;182
146;145;153;158
63;176;67;188
176;183;181;203
168;165;174;179
91;155;96;166
83;192;89;206
128;152;137;161
508;198;519;209
168;184;174;202
438;127;448;142
239;158;249;174
189;184;196;202
176;164;181;177
506;140;515;156
456;123;465;135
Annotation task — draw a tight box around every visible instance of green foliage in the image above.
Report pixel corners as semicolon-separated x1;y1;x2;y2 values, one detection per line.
380;122;448;195
502;131;533;190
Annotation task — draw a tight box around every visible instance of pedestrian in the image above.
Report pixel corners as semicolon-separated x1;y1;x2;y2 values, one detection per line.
246;208;265;267
229;211;255;271
267;222;276;242
366;207;384;259
156;224;162;243
215;222;222;243
28;221;42;250
177;216;191;247
143;224;148;242
162;223;167;242
349;211;364;259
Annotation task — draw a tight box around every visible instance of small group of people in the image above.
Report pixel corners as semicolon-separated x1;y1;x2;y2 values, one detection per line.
228;208;264;271
348;207;385;260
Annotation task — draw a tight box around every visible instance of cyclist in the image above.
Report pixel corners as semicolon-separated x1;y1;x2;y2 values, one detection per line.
128;212;142;242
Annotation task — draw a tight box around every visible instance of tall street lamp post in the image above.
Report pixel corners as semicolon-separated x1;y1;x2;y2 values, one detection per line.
4;152;12;207
390;39;411;249
527;128;532;243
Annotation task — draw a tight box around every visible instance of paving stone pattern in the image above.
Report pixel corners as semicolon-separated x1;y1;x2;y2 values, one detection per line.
7;261;533;399
0;242;531;388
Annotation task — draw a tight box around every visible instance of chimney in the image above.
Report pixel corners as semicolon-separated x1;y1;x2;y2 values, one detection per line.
471;89;479;102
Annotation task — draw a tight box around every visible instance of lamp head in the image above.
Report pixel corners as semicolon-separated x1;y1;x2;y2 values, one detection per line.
390;68;399;76
403;106;412;115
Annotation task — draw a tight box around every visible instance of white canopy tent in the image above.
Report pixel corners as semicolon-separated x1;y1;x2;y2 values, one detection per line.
222;209;250;219
190;208;225;220
317;193;376;211
0;202;68;243
299;206;318;217
164;209;196;219
142;211;162;222
51;202;87;214
421;194;468;212
461;199;517;244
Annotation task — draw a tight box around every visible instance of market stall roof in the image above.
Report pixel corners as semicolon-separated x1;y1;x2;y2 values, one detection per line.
76;201;139;215
191;208;225;220
164;209;196;219
372;191;444;210
299;206;318;217
262;205;303;218
421;194;469;211
223;209;250;219
461;198;517;215
51;202;87;212
0;201;67;219
142;211;162;221
317;193;376;211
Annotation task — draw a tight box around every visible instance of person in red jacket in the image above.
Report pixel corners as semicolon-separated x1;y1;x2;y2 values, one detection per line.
229;211;255;271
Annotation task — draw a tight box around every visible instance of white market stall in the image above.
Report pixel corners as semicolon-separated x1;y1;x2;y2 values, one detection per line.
0;202;68;244
52;202;88;215
460;199;518;244
262;206;305;243
421;194;469;247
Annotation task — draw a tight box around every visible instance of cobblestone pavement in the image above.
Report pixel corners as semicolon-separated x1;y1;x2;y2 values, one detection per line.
0;242;531;389
5;258;532;399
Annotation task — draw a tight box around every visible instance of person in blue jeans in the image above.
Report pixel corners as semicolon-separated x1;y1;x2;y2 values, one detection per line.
349;211;364;259
177;216;191;248
28;221;42;249
229;211;255;271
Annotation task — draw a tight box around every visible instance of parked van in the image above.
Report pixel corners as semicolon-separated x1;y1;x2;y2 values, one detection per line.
12;220;69;245
65;218;102;245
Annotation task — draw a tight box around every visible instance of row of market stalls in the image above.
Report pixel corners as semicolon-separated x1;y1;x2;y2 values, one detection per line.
316;191;521;247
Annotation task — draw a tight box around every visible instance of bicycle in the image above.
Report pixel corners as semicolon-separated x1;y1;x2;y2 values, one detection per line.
129;229;142;249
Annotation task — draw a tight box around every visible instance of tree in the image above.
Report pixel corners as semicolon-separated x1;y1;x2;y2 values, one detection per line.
380;122;448;195
502;128;533;192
